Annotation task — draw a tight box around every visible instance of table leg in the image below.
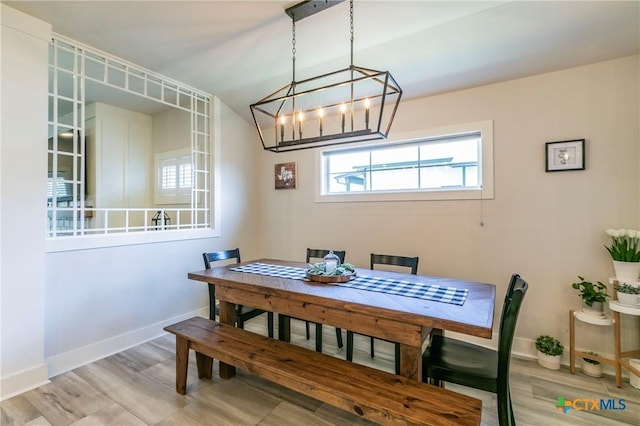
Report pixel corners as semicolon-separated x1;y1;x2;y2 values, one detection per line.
278;314;291;342
614;311;622;388
218;299;236;379
398;343;421;380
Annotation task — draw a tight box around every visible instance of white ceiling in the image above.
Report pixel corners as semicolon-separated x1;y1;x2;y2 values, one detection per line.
6;0;640;122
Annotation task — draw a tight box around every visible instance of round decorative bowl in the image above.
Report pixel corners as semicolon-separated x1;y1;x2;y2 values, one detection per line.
306;271;356;283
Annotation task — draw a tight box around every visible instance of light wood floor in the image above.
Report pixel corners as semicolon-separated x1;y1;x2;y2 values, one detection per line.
2;315;639;426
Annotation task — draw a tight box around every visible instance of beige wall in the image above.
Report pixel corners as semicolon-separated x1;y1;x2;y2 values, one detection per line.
152;107;191;154
216;100;264;260
257;55;640;358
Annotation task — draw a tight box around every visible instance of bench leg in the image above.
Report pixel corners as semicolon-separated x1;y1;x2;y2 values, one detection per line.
196;352;213;379
175;336;189;395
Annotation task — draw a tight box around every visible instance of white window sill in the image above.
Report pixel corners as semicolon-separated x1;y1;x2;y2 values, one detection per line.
317;187;490;203
45;228;220;253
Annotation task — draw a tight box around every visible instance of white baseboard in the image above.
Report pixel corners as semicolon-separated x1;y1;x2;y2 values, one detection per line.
450;332;626;378
46;308;207;380
0;363;50;401
512;335;537;359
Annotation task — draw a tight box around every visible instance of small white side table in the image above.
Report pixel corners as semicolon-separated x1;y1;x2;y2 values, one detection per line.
569;310;615;379
608;300;640;388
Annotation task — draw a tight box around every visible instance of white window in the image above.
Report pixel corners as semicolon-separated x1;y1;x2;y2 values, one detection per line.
156;150;192;204
316;120;493;202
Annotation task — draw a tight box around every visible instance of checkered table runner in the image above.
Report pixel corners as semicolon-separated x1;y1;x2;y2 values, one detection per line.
230;263;468;306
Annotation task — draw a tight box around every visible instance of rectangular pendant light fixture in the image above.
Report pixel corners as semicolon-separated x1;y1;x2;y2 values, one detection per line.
250;0;402;153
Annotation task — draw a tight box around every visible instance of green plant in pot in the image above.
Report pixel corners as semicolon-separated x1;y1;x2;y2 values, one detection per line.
571;276;609;313
582;351;603;378
535;335;563;370
616;283;640;306
605;228;640;282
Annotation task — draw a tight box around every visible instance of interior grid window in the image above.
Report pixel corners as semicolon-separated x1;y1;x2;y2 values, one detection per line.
47;36;212;237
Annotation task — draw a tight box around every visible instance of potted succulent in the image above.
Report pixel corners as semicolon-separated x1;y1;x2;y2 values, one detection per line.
581;352;603;378
605;228;640;282
571;276;609;314
535;335;563;370
616;283;640;306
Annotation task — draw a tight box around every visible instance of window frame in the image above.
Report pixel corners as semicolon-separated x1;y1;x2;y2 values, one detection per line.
46;35;220;252
315;120;494;203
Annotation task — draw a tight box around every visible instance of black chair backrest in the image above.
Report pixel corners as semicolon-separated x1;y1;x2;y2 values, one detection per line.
370;253;419;275
203;248;241;269
497;274;528;380
306;248;346;264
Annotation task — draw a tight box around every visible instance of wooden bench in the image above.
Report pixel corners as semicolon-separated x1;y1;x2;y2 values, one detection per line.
164;316;481;426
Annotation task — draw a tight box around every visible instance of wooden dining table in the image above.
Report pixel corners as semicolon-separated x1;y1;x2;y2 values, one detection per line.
188;258;496;381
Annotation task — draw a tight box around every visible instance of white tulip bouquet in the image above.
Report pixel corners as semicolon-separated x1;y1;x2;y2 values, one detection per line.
605;228;640;262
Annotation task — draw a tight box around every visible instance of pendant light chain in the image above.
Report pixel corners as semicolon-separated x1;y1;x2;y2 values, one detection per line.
292;19;297;83
291;18;297;139
349;0;355;130
349;0;354;67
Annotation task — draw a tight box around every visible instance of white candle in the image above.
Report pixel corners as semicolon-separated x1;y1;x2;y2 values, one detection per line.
325;259;338;275
279;115;285;142
291;112;296;140
364;98;370;129
298;112;304;139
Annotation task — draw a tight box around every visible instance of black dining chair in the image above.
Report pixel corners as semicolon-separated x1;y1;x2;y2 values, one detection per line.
422;273;529;426
303;248;345;351
203;248;274;338
346;253;419;374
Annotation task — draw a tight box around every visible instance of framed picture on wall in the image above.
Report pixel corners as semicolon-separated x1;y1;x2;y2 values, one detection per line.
545;139;585;172
274;162;297;189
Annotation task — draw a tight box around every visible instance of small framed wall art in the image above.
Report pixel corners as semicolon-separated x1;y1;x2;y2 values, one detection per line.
274;162;297;189
545;139;585;172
